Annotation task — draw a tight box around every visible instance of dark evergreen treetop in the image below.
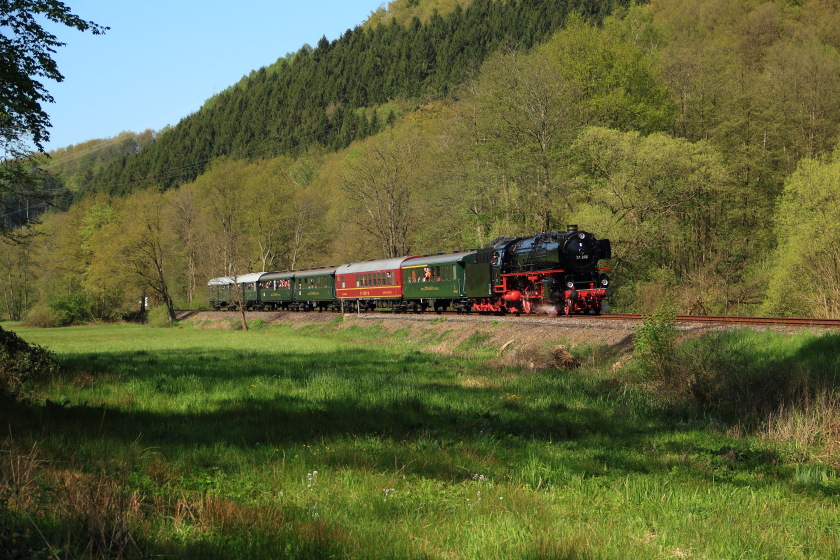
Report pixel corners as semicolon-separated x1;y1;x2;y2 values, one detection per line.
85;0;635;195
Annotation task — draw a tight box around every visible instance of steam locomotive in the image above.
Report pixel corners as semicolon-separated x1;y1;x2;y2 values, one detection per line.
208;225;612;315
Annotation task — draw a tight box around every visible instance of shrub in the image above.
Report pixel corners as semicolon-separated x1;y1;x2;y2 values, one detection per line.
147;305;176;328
632;300;678;379
0;326;61;397
47;290;92;326
23;303;57;328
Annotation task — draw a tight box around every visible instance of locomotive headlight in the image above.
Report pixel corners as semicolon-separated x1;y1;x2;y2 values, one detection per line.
600;278;609;286
566;281;575;289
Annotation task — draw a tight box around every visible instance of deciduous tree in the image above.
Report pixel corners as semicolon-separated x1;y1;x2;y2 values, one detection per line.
764;147;840;318
194;158;256;329
340;131;424;258
572;126;733;311
92;190;179;323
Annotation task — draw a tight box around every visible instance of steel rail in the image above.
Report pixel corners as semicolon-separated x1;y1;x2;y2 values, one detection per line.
598;314;840;328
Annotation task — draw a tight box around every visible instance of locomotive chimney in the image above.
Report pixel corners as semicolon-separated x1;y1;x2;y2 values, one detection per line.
566;224;578;232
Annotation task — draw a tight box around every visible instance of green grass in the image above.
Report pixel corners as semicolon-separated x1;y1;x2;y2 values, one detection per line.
1;321;837;559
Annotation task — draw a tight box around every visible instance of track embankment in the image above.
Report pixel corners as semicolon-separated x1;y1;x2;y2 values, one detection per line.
176;310;831;370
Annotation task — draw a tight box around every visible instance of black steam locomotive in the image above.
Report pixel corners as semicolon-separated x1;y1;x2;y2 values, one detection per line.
467;225;612;315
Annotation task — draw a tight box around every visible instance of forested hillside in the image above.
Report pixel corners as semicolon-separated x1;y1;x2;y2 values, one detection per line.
3;0;840;324
83;0;627;194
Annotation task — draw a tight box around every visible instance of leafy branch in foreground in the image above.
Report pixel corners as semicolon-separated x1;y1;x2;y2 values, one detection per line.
0;0;108;156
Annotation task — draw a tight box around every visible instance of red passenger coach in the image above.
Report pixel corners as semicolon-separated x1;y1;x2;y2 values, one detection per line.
336;257;409;312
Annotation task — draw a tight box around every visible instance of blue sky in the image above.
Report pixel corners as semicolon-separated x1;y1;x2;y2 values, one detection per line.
43;1;386;151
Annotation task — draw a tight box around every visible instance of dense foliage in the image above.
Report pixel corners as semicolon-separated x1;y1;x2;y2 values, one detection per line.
0;0;107;157
4;0;840;322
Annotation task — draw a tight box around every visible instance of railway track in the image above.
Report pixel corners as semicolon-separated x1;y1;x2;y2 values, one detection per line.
363;310;840;328
599;313;840;328
194;309;840;329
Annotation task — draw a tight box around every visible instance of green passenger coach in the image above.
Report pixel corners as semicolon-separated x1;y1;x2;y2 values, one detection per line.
259;271;295;310
401;252;477;313
294;267;338;311
208;272;266;310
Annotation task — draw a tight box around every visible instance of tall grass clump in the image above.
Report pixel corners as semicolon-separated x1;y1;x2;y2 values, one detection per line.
630;321;840;463
671;330;839;419
766;390;840;462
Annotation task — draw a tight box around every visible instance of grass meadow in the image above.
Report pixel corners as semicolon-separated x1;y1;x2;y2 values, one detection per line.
1;317;838;559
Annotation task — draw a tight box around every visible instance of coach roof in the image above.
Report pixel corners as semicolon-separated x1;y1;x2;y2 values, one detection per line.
402;251;477;268
206;272;267;286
